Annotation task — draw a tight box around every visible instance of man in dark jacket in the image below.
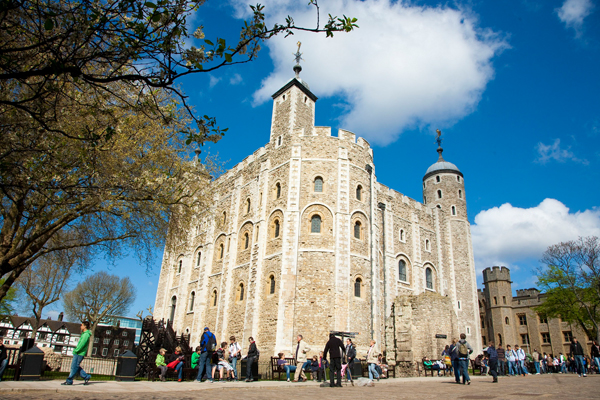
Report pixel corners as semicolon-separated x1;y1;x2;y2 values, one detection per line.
496;344;506;376
570;337;586;377
195;327;216;382
323;333;345;387
0;336;7;381
345;338;356;385
245;337;258;382
591;340;600;373
486;341;498;383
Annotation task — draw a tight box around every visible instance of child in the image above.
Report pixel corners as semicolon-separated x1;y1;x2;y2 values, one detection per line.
191;346;201;375
168;346;185;382
213;342;235;381
318;351;329;382
310;355;319;381
155;348;167;381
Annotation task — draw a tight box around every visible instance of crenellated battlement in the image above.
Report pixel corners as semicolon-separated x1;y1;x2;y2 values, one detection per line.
482;266;512;283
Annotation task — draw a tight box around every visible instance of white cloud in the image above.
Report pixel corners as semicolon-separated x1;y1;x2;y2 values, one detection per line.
230;73;243;85
232;0;508;145
535;138;589;165
209;75;221;88
471;199;600;271
556;0;595;35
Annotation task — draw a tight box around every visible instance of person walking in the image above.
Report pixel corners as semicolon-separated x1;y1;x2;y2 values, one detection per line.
62;321;92;385
570;337;587;377
487;341;499;383
449;338;461;383
323;333;345;387
366;340;380;382
591;340;600;373
245;336;258;382
195;327;217;382
293;334;311;382
515;345;528;376
345;338;356;385
457;333;473;385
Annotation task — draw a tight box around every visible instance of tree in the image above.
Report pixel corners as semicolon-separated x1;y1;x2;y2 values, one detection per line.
536;236;600;342
63;271;136;354
0;277;18;314
0;0;357;302
15;241;84;337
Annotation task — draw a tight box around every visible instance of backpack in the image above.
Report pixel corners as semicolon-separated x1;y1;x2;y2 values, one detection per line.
444;355;452;366
458;342;469;357
207;332;217;352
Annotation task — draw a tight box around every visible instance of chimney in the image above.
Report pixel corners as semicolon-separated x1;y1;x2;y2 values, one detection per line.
58;312;64;321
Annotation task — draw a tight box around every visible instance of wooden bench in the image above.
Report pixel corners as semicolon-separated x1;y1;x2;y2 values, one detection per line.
147;352;197;381
470;359;483;375
270;357;296;380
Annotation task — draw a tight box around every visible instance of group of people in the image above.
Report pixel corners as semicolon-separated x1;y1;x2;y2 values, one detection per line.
155;327;258;382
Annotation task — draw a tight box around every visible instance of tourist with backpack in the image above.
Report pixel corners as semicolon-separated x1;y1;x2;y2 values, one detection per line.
456;333;473;385
195;326;217;383
449;338;461;383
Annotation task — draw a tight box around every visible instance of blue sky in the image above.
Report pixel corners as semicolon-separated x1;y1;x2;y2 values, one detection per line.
48;0;600;320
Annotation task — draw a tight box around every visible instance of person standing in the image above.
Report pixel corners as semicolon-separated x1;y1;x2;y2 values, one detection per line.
506;345;516;376
532;349;540;375
323;333;345;387
195;327;216;382
0;336;7;382
590;340;600;374
487;341;499;383
293;334;311;382
62;321;92;385
514;345;528;376
345;338;356;385
496;344;506;376
457;333;473;385
228;336;241;381
570;337;587;377
450;338;461;383
366;340;380;382
245;336;258;382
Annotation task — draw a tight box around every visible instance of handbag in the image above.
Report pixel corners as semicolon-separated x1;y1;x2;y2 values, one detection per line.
444;355;452;366
166;360;179;369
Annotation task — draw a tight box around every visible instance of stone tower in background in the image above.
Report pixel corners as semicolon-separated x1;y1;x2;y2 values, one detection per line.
481;266;516;346
422;136;481;345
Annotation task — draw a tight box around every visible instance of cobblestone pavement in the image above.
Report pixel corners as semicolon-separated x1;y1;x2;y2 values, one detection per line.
0;374;599;399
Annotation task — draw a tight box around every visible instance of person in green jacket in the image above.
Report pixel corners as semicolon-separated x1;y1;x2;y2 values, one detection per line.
191;346;201;370
62;321;92;385
156;348;168;381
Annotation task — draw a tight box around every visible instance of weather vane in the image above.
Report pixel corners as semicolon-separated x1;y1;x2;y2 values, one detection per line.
293;41;303;65
435;129;443;148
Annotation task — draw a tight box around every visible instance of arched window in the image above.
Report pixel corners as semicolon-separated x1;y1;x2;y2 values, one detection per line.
275;183;281;199
356;185;362;201
399;229;405;241
219;243;224;259
459;190;463;199
425;267;433;290
197;252;202;267
437;190;442;199
399;260;407;281
178;260;182;273
189;291;195;312
239;283;245;301
457;176;461;182
244;232;249;249
222;211;227;224
425;239;430;251
354;221;361;239
278;136;282;146
436;176;440;183
354;278;362;297
498;334;502;346
436;204;441;209
451;206;456;216
212;290;218;307
314;177;323;192
170;296;177;322
311;215;321;233
246;198;251;213
274;220;280;238
269;275;276;295
505;317;510;325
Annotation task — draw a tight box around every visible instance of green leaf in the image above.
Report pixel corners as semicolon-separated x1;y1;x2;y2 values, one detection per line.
204;39;214;46
224;53;232;63
151;12;161;22
144;2;157;8
44;19;54;30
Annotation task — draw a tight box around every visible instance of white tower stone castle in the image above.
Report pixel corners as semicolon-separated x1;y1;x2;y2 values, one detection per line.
153;63;482;374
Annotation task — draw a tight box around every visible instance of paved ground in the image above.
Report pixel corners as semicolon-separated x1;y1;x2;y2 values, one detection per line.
0;374;598;399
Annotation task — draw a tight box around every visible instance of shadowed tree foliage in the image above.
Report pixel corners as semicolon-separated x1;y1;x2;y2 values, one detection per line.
0;0;357;302
536;236;600;342
63;271;136;354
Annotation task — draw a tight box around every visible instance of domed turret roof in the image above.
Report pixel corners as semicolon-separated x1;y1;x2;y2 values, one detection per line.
423;147;463;180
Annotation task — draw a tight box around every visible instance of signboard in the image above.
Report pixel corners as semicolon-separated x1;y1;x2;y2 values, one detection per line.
435;334;447;339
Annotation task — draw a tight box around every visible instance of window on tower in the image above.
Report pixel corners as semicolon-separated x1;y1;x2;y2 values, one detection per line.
354;221;361;239
437;190;442;199
451;206;456;215
311;215;321;233
314;177;323;192
354;278;362;297
398;260;407;282
436;176;440;183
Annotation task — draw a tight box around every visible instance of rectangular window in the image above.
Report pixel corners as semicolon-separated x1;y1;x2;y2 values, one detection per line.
94;337;99;343
114;339;119;346
92;347;97;355
105;330;111;335
124;340;129;347
518;314;527;325
494;297;497;305
521;334;530;345
102;348;108;356
103;338;110;345
563;331;573;342
541;333;551;344
113;349;119;357
482;336;487;345
539;315;548;324
502;296;506;304
122;331;127;337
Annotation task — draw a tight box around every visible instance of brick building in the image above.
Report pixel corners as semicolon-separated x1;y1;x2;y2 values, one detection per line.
153;63;482;375
478;266;593;356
